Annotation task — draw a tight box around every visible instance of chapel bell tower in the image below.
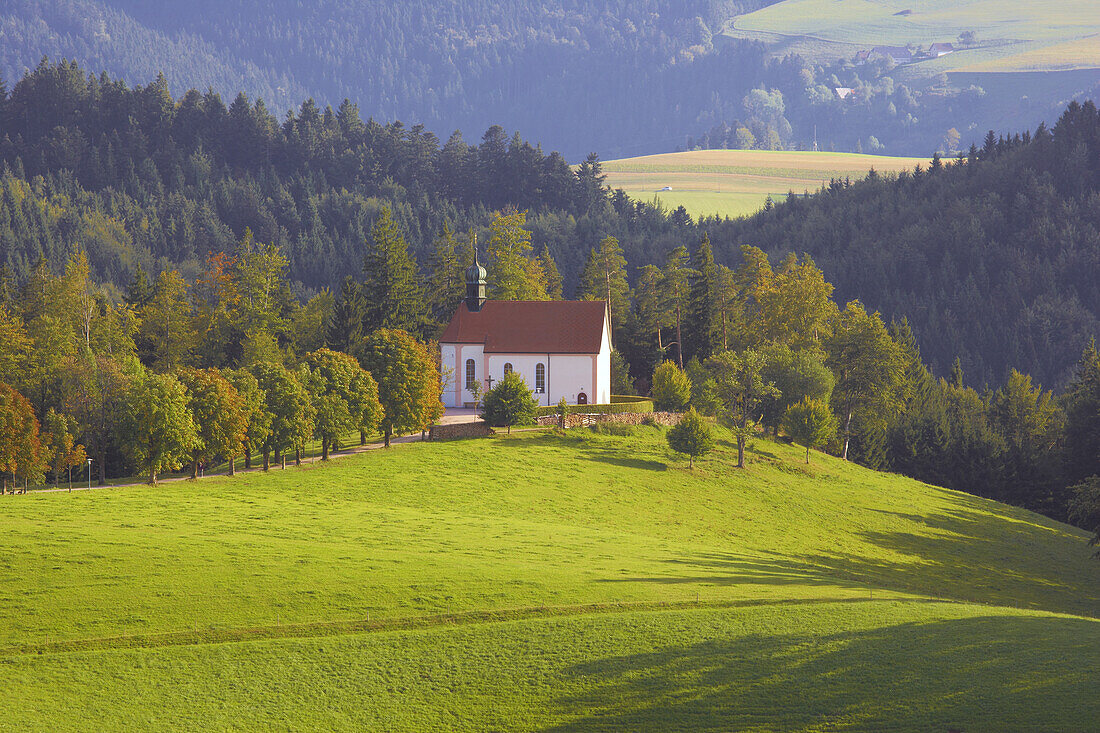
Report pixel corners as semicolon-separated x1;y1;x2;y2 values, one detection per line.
465;249;487;312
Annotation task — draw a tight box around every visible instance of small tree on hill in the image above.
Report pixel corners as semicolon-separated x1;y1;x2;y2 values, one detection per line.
709;349;778;468
651;360;692;412
667;408;714;468
481;371;538;433
783;398;837;464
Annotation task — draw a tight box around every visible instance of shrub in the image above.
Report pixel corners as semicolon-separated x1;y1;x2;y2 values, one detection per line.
590;423;636;437
480;372;538;433
651;361;692;412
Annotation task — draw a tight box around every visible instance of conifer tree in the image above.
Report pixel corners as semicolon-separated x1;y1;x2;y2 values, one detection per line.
1064;338;1100;484
480;371;538;433
661;245;693;369
362;207;426;335
686;233;720;361
538;244;563;300
578;236;630;341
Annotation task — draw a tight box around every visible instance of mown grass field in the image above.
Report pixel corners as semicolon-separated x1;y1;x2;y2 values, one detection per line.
726;0;1100;75
601;150;927;218
2;426;1098;730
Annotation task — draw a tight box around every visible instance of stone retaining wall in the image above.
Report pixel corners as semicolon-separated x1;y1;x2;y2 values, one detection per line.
428;422;496;440
535;411;683;428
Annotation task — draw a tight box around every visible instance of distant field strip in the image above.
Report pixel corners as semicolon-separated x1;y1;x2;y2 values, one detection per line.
728;0;1100;72
602;150;927;218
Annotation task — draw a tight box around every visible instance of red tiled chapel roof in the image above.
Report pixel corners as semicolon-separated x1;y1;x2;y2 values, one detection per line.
439;300;608;354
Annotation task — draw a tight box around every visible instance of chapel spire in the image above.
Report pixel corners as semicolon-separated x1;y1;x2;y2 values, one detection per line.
465;238;487;312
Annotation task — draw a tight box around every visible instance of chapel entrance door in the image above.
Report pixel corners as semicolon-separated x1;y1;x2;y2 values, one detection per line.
577;392;588;405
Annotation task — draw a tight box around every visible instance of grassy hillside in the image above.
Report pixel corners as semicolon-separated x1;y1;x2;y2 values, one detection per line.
728;0;1100;75
2;426;1098;729
601;150;928;218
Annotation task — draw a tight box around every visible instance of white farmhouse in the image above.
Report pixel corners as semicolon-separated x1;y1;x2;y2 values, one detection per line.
439;256;612;408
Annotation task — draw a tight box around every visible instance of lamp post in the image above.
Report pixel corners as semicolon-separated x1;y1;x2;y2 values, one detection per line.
86;458;93;491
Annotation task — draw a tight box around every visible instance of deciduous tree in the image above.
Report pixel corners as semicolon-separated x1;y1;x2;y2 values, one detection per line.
355;329;441;447
666;407;714;468
651;360;692;412
783;398;837;464
121;370;200;485
178;368;248;478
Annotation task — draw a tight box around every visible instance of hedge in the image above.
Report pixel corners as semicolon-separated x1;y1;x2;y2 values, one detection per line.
536;396;655;417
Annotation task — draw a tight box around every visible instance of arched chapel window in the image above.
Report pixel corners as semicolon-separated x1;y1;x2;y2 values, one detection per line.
465;359;476;390
535;363;545;393
504;363;513;376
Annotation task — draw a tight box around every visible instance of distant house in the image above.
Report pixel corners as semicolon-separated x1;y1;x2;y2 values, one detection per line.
854;50;871;65
929;42;955;57
872;46;913;64
834;87;854;100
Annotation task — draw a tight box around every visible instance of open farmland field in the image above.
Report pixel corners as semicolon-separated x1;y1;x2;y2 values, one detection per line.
2;426;1098;730
726;0;1100;75
601;150;928;218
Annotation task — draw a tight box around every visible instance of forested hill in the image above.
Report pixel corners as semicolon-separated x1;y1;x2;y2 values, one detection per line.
4;1;1093;159
711;102;1100;389
0;60;693;297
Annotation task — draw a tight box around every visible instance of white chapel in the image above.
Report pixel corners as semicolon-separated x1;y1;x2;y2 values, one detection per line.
439;255;612;409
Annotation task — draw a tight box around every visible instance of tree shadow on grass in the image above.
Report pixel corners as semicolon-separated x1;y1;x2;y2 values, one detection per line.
542;613;1100;732
489;432;668;471
602;498;1100;616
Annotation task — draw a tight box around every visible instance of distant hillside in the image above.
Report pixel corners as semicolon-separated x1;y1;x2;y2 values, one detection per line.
2;0;1097;159
601;149;928;218
707;101;1100;389
2;428;1098;729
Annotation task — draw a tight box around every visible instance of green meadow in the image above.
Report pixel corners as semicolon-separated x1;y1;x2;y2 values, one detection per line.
2;426;1098;730
600;150;927;218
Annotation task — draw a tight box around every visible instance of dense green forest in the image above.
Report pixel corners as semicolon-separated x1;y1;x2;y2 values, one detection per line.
3;1;1095;158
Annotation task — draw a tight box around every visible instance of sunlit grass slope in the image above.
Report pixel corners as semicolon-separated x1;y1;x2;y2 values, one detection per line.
2;427;1098;730
601;150;927;218
728;0;1100;74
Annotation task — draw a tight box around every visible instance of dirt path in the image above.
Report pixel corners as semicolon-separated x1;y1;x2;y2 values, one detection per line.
24;432;427;495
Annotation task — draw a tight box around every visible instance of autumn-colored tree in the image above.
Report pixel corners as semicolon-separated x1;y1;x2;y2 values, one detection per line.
178;368;248;478
120;370;200;485
0;302;30;387
0;382;47;491
303;348;382;459
354;329;442;447
759;253;836;349
192;251;240;367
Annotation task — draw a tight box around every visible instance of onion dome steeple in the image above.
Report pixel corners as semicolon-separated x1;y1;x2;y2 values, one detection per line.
465;246;487;312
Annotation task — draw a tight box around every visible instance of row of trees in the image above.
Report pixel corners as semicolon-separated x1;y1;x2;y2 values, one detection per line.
0;236;443;486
